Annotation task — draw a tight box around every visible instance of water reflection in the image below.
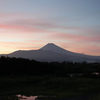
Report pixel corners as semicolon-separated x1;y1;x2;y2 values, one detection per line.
0;95;57;100
17;95;38;100
35;95;57;100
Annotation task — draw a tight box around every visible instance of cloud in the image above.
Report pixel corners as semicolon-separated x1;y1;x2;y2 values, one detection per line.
0;23;50;34
0;18;100;37
7;18;90;32
0;18;83;32
48;33;100;43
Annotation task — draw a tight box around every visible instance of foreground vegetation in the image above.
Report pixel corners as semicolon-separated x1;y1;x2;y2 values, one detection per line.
0;76;100;98
0;56;100;99
0;76;100;99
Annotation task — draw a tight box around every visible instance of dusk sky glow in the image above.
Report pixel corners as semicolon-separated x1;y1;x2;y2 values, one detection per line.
0;0;100;56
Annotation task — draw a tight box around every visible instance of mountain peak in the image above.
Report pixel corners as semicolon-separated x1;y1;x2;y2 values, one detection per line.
40;43;68;54
46;43;56;46
40;43;60;50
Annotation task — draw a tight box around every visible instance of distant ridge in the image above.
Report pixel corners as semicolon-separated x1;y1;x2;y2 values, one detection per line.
1;43;100;62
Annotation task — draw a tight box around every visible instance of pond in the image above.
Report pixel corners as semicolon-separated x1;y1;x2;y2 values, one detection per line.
0;94;100;100
0;95;57;100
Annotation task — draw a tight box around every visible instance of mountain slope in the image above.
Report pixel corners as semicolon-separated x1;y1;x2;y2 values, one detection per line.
40;43;100;58
40;43;88;56
8;50;72;62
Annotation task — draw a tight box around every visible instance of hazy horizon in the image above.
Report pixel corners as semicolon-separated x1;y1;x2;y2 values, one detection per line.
0;0;100;56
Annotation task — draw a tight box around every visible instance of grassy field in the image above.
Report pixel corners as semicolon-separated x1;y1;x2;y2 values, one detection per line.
0;75;100;99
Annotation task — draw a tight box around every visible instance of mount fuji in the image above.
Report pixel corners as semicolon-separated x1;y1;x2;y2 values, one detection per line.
1;43;100;62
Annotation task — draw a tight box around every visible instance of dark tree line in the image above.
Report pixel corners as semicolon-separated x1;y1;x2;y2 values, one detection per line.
0;56;100;78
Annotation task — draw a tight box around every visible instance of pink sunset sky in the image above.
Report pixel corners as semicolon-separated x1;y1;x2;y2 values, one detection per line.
0;0;100;56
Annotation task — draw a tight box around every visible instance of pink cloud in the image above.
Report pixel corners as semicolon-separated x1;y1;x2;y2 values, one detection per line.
1;18;89;33
9;18;94;33
0;23;39;32
0;22;57;35
1;18;99;38
48;33;100;43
